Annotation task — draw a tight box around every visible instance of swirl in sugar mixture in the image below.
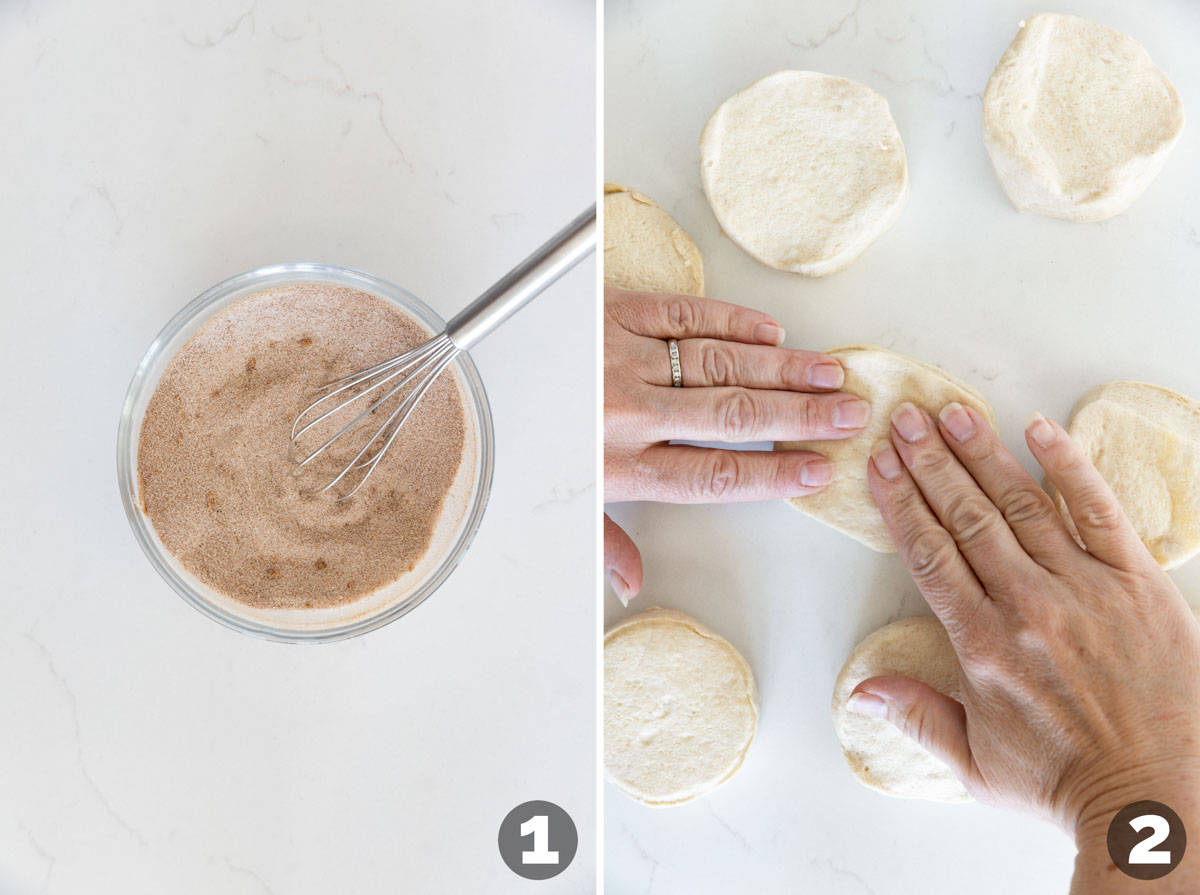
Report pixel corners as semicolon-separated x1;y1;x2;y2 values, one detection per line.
137;284;466;609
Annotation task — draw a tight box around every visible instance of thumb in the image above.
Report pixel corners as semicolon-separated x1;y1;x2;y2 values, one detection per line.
848;675;976;789
604;514;643;606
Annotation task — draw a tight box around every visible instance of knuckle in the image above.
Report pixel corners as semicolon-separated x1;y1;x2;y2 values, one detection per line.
900;702;930;745
961;430;999;460
888;485;929;528
943;492;999;546
698;342;736;386
779;353;809;388
905;528;958;584
717;390;759;440
772;456;800;492
800;396;825;435
1000;486;1049;529
911;446;956;478
1011;608;1065;656
665;297;698;333
1076;495;1124;532
700;451;741;500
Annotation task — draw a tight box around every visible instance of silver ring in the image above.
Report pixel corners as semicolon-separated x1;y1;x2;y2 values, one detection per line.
667;338;683;387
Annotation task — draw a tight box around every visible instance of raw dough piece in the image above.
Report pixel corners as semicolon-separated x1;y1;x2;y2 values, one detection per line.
699;70;908;276
777;346;997;552
834;609;1200;802
604;608;758;806
603;183;705;295
982;13;1184;222
1059;381;1200;569
832;616;969;802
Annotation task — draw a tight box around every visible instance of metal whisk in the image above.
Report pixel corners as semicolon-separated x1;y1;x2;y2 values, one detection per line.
290;205;596;499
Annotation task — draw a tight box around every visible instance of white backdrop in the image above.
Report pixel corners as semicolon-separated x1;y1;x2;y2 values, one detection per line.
0;1;595;892
605;0;1200;892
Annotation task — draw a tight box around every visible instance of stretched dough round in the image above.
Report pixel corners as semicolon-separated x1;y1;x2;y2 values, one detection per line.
604;608;758;806
1060;381;1200;570
982;13;1184;222
603;183;705;296
777;346;997;552
832;616;969;803
699;70;908;276
835;609;1200;803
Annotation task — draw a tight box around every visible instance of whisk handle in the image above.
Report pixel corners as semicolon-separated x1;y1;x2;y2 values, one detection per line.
446;204;596;350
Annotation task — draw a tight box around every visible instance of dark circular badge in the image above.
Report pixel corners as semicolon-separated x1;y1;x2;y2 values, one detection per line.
498;800;578;880
1107;800;1186;880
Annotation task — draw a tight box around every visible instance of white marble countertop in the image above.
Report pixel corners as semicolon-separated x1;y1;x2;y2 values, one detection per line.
0;1;594;892
605;0;1200;892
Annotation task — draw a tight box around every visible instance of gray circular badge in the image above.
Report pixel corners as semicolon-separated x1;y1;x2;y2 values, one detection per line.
498;800;578;880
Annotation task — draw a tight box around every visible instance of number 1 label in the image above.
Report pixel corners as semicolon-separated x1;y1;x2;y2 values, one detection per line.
520;814;559;865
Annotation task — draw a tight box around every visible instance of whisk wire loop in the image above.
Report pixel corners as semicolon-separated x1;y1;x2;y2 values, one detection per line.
289;204;596;500
290;334;452;444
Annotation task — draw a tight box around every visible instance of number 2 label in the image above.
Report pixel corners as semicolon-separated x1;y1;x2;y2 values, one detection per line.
520;814;559;865
1129;814;1172;865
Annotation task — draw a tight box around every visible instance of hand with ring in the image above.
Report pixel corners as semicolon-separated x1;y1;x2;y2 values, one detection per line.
603;286;872;603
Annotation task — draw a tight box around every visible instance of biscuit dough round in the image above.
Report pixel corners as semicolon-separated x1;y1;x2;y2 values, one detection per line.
982;13;1185;222
832;616;969;803
835;609;1200;803
777;346;997;551
1060;381;1200;569
603;183;705;295
699;70;908;276
604;608;758;806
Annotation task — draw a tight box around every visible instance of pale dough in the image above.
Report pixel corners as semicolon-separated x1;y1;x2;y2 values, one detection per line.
699;70;908;276
604;608;758;806
831;616;970;803
603;182;705;295
777;346;997;552
1059;381;1200;570
982;13;1184;222
834;609;1200;802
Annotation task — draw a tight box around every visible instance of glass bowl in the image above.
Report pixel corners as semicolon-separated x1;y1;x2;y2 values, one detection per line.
117;263;494;643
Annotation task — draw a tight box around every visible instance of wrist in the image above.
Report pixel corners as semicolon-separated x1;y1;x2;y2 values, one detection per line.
1069;758;1200;893
1066;755;1200;839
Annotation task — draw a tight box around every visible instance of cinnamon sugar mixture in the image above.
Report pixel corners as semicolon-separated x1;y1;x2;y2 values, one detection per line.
137;284;467;609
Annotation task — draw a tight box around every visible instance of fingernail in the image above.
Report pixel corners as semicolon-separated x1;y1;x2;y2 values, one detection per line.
891;402;928;443
807;362;844;390
938;402;976;442
800;458;833;488
608;570;631;606
847;691;888;718
871;442;903;480
833;398;871;430
1027;413;1056;448
754;322;785;345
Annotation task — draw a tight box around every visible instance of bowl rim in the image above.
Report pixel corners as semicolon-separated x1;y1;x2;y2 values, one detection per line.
116;262;494;643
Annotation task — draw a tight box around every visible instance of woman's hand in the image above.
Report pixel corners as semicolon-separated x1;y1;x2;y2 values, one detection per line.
603;286;871;602
850;402;1200;892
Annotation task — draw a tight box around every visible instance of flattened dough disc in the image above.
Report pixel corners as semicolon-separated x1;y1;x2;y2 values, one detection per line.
603;182;705;295
982;13;1184;222
700;70;908;276
605;608;758;806
1061;381;1200;569
832;615;969;803
778;346;997;552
